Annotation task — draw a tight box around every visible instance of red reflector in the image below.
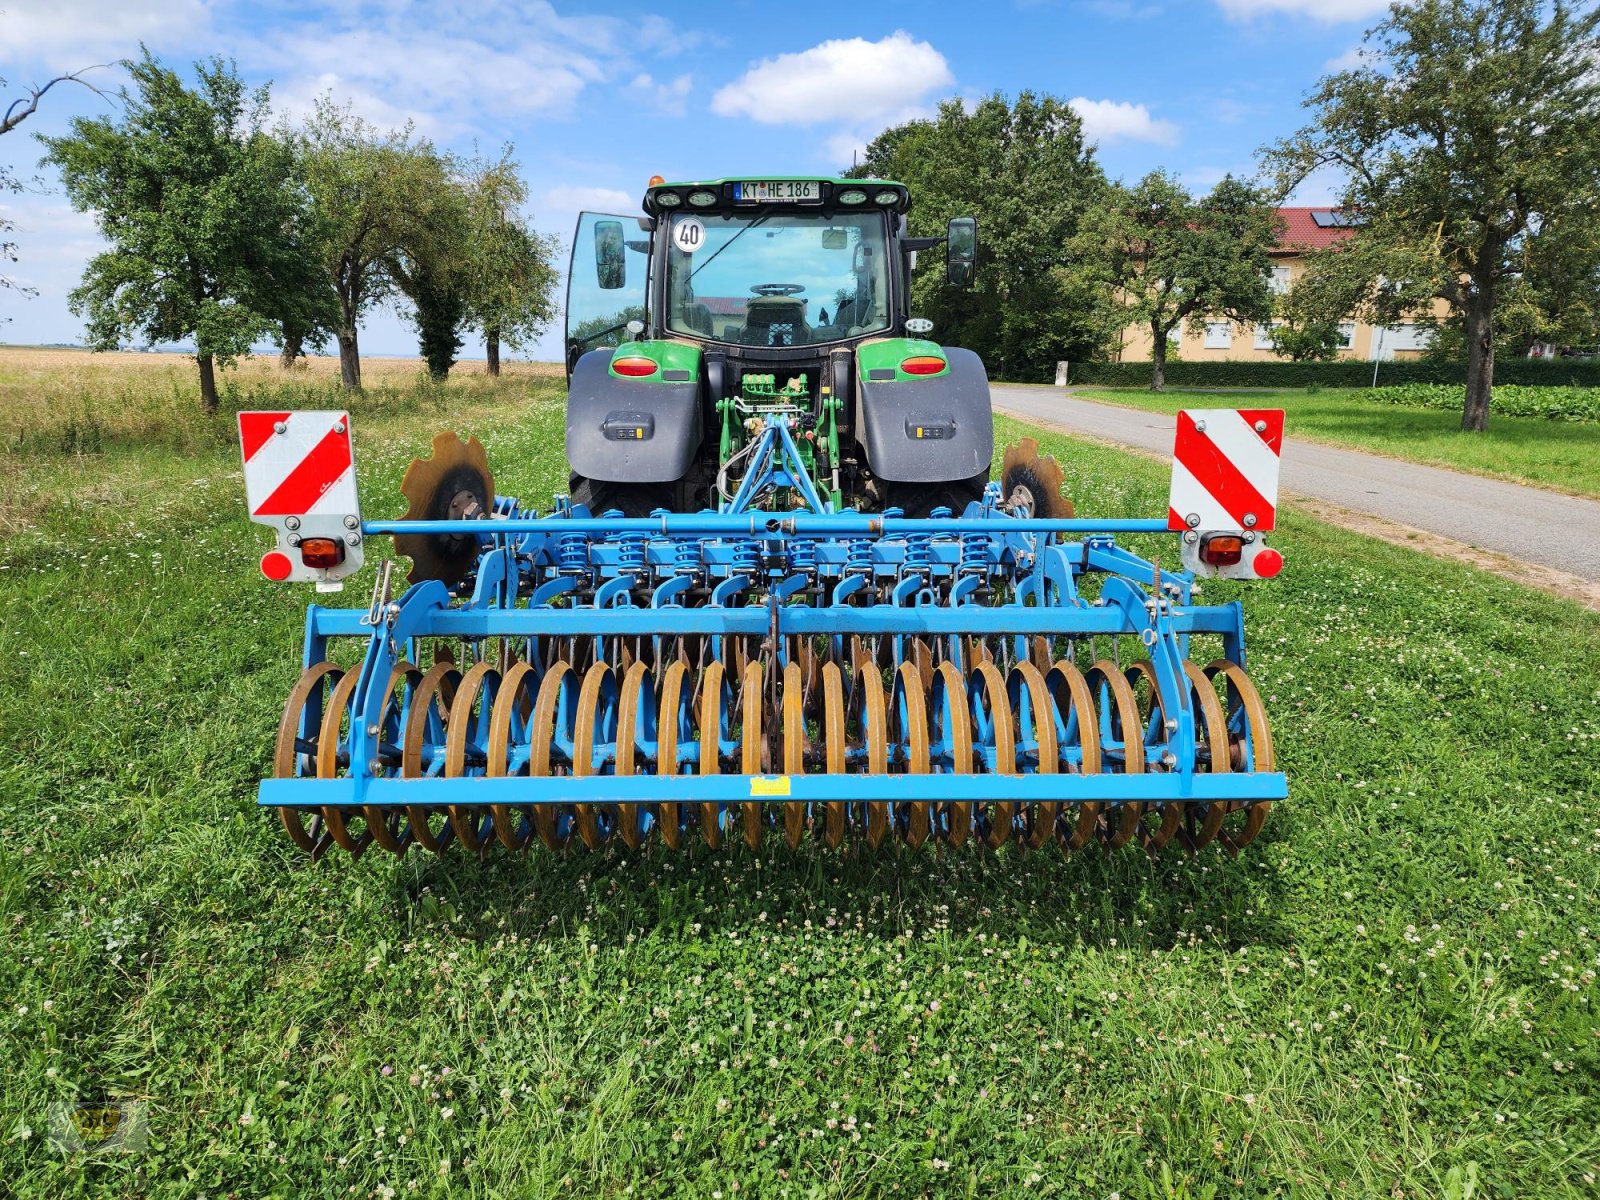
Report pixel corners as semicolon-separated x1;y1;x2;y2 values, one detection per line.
1253;547;1284;578
900;355;947;376
299;537;345;569
1200;534;1244;566
260;551;294;581
612;356;658;377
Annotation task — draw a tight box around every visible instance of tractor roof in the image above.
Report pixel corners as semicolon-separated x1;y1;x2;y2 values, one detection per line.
641;176;910;217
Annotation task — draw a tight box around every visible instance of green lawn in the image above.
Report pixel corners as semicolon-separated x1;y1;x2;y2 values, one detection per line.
3;375;1599;1197
1075;387;1600;499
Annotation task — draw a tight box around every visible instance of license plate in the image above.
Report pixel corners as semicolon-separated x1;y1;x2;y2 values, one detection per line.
733;180;820;204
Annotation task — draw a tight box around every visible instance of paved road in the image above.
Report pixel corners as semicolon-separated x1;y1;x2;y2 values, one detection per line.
992;385;1600;586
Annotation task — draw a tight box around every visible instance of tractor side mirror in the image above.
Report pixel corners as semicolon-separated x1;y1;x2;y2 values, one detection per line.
595;220;626;290
946;217;977;288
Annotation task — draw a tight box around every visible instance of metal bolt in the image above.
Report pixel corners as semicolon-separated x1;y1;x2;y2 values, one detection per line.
1183;531;1199;544
285;515;301;531
1243;513;1257;528
1194;420;1207;434
334;421;347;435
1165;718;1178;734
366;724;380;736
287;534;301;547
368;760;383;775
1186;513;1201;529
343;514;359;529
346;532;362;546
1253;419;1268;433
1161;751;1179;769
1244;531;1257;544
273;420;287;435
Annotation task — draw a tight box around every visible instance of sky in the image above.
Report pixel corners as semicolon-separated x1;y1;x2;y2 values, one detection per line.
0;0;1390;362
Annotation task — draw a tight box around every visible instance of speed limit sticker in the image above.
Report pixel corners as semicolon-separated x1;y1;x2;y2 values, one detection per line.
672;217;705;254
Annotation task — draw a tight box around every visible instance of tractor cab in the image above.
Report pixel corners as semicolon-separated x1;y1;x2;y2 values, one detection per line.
563;177;985;517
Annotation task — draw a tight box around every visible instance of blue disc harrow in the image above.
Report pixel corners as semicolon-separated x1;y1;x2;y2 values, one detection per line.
249;414;1287;859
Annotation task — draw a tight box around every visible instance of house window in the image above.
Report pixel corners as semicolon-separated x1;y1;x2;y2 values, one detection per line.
1268;266;1291;296
1381;324;1430;352
1337;322;1356;350
1204;321;1232;349
1254;321;1279;350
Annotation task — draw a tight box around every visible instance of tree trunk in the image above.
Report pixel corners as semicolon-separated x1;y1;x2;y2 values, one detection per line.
280;329;303;369
338;326;362;391
486;328;501;377
198;353;218;414
1462;295;1494;433
1150;322;1167;392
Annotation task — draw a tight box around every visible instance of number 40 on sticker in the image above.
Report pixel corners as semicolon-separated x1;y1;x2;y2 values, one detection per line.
672;218;705;253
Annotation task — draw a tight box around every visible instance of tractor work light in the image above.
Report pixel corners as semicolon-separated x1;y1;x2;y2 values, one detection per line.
900;355;947;375
612;356;659;377
298;537;346;569
1200;534;1244;566
874;189;900;206
837;189;867;205
653;190;682;207
687;190;718;207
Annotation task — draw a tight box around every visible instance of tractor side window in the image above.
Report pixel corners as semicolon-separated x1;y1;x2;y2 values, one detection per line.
566;211;651;370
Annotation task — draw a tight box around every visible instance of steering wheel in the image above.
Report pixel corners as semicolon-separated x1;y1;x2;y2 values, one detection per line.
750;283;805;297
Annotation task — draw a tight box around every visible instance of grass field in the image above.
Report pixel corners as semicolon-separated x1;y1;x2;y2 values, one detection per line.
3;350;1599;1198
1075;387;1600;500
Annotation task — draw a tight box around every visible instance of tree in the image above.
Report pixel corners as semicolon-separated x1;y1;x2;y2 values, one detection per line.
298;100;442;389
41;51;321;410
1077;172;1279;390
458;149;558;376
1272;0;1600;430
850;93;1108;380
2;68;109;295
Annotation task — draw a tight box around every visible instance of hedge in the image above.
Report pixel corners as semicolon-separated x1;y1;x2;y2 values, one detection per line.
1062;358;1600;389
1365;383;1600;422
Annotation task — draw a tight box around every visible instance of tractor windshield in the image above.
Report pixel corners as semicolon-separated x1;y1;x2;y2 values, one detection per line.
664;210;890;346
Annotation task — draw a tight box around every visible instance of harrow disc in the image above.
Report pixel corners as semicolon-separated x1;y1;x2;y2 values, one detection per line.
395;431;495;586
999;437;1073;519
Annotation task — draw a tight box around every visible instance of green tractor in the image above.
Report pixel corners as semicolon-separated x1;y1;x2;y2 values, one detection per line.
564;177;995;517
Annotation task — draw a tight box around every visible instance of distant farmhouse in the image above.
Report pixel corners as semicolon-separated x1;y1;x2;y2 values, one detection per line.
1114;208;1446;364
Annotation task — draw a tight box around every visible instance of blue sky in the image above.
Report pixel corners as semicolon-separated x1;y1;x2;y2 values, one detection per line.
0;0;1387;361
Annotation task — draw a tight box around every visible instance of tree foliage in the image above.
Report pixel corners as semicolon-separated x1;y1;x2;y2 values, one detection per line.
458;148;558;375
297;100;445;389
850;92;1108;380
1076;171;1279;390
1271;0;1600;430
40;51;321;410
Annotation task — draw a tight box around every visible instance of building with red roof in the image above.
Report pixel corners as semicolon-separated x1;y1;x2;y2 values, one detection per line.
1114;207;1444;365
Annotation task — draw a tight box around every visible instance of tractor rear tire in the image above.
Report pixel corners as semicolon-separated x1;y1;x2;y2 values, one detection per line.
569;474;678;518
883;470;989;518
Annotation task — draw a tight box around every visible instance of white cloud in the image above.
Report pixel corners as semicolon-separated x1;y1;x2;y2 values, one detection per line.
0;0;217;62
627;72;693;118
1069;97;1179;146
540;186;638;217
710;32;953;126
1215;0;1389;21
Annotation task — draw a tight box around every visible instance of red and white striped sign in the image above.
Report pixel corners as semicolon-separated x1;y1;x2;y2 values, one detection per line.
239;410;357;518
1167;408;1283;533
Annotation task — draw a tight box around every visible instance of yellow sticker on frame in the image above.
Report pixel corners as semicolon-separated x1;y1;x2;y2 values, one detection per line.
749;776;792;797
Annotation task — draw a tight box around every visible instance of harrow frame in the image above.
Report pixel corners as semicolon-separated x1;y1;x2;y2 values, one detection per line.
256;415;1287;853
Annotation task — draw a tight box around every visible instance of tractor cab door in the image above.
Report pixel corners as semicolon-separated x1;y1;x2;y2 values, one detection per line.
566;211;652;377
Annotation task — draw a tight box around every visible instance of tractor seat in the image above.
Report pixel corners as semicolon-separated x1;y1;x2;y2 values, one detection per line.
742;296;809;346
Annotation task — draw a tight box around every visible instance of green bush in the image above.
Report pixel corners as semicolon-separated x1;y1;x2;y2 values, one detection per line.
1062;358;1600;388
1365;382;1600;422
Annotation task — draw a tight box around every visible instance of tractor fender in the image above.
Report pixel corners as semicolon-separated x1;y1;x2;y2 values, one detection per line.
565;347;703;484
856;346;994;483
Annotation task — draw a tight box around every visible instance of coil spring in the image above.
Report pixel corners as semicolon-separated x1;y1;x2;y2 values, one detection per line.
616;530;649;577
846;536;873;576
904;530;933;575
788;538;816;575
730;538;761;578
674;537;702;576
960;528;990;574
558;530;590;575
